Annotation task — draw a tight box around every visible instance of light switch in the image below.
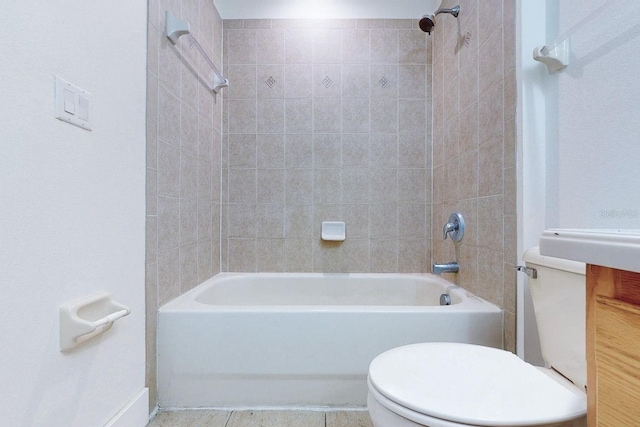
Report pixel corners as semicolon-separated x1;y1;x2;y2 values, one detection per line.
63;88;75;114
55;76;92;131
78;96;89;121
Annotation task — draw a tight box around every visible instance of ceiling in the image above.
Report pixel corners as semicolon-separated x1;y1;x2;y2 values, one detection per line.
212;0;442;20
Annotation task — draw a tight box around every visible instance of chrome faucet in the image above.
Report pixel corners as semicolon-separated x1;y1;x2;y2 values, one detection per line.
443;221;458;239
432;261;459;275
443;212;465;242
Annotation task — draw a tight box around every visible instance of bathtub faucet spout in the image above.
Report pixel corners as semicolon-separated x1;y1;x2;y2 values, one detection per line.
432;262;459;275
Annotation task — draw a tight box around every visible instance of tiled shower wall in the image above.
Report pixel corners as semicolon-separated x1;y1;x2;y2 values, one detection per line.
431;0;517;351
145;0;223;411
221;19;433;273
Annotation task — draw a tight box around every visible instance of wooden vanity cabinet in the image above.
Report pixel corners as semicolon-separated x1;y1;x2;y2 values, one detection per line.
586;265;640;426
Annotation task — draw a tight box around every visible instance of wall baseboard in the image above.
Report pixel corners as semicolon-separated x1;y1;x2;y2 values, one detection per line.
105;388;149;427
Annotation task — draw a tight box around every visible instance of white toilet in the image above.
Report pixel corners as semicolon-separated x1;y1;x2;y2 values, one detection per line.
367;247;587;427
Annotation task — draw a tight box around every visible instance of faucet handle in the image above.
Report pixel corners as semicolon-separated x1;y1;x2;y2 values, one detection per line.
442;212;465;242
443;221;457;240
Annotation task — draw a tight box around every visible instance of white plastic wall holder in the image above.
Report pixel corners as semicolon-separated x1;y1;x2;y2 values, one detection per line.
60;292;130;352
165;11;190;45
533;39;569;73
321;221;346;242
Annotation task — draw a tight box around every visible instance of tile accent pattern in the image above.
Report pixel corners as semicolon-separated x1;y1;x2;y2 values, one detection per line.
149;410;373;427
222;19;433;273
431;0;517;351
146;0;224;412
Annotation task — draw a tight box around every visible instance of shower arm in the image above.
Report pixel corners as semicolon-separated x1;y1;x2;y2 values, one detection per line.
435;6;460;17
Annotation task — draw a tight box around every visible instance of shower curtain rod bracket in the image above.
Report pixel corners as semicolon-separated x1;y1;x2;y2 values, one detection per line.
165;10;229;94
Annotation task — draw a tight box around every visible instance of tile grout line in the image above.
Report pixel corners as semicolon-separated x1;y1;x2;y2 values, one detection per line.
223;410;233;427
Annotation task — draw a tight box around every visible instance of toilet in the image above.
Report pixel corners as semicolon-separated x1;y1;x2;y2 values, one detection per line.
367;247;587;427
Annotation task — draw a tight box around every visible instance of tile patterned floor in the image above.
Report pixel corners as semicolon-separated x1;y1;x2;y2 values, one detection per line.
148;409;374;427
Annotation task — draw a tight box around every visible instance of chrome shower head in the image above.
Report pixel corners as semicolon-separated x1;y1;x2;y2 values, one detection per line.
419;5;460;34
419;14;436;34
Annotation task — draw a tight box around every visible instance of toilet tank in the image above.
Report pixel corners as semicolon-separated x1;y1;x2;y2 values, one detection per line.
523;246;586;390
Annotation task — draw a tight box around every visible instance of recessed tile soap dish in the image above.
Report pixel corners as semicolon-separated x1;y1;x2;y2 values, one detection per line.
60;292;130;351
321;221;346;242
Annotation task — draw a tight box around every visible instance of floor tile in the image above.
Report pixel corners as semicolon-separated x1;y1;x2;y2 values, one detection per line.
148;410;231;427
226;410;324;427
326;411;373;427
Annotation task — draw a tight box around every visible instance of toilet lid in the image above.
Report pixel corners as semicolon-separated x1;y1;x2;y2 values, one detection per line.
368;343;586;426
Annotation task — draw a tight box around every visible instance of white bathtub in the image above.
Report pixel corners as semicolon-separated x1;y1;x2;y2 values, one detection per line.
157;273;502;409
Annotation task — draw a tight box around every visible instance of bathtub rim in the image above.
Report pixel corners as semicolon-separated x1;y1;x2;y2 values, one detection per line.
158;272;501;314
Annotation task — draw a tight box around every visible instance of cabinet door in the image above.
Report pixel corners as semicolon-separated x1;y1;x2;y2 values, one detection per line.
587;266;640;427
594;295;640;425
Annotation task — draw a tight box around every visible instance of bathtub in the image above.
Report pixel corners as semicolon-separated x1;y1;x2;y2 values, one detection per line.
157;273;502;409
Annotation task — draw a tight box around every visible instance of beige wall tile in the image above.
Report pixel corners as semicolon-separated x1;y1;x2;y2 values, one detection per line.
370;203;398;238
257;99;285;133
227;204;256;238
158;196;180;252
370;239;399;272
342;30;370;64
313;29;342;63
342;168;370;204
257;29;285;64
314;169;342;203
398;133;426;168
285;99;313;133
257;239;284;272
284;239;313;271
198;240;213;282
342;64;370;98
342;98;370;133
223;19;433;273
370;29;399;64
285;64;313;98
228;169;257;203
285;134;313;168
285;169;313;203
258;64;285;99
257;134;285;168
226;64;257;99
229;134;257;168
285;204;313;238
255;204;285;238
180;197;198;245
342;204;369;238
430;2;517;343
313;98;342;133
478;141;504;197
285;29;313;64
158;248;180;305
226;29;257;64
180;244;199;291
314;134;341;168
257;169;285;204
228;238;256;272
399;239;429;273
228;100;257;133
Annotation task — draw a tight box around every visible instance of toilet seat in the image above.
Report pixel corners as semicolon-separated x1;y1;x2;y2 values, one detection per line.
368;342;586;427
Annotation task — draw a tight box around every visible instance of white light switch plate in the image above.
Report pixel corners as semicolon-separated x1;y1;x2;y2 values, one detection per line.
55;76;92;131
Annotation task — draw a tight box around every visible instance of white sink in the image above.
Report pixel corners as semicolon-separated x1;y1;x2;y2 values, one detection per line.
539;229;640;273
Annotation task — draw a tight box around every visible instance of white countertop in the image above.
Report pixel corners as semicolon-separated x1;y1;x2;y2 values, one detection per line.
539;229;640;273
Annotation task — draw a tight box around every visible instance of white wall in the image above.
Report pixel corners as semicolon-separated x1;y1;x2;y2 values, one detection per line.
547;0;640;229
519;0;640;364
0;1;147;426
517;0;547;365
213;0;441;19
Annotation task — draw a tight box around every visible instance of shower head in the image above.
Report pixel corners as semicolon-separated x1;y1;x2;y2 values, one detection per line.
419;5;460;34
419;15;436;34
